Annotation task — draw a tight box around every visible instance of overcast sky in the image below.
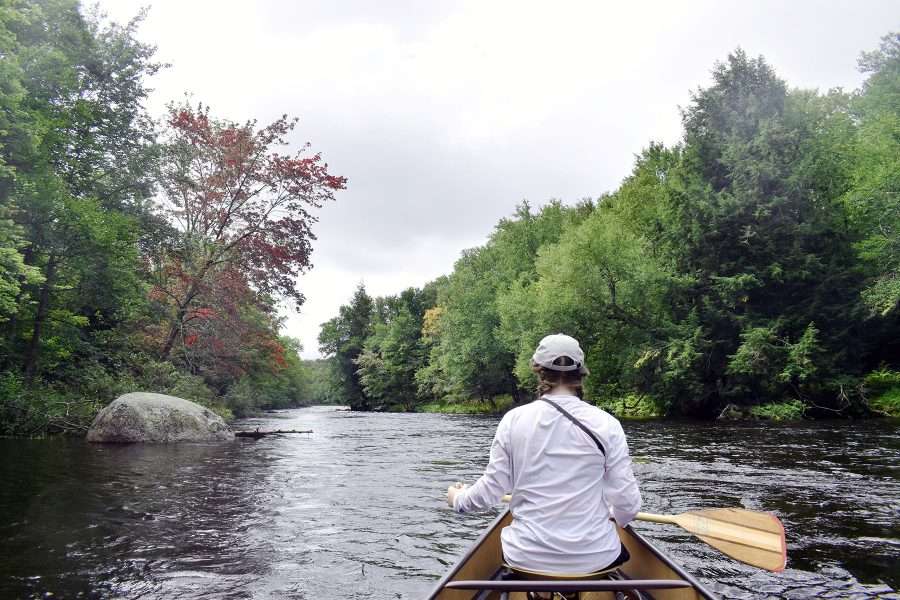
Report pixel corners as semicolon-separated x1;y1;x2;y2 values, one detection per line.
99;1;898;358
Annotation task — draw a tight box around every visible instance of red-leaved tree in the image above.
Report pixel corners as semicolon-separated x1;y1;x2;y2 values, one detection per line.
149;264;285;389
151;103;345;359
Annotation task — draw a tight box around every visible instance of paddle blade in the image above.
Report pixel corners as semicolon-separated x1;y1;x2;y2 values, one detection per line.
674;508;786;572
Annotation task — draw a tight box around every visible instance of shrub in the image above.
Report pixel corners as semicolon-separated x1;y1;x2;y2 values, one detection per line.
869;388;900;417
863;369;900;417
0;355;227;436
598;394;664;419
0;372;104;436
418;395;515;414
130;357;215;404
750;399;806;421
864;368;900;392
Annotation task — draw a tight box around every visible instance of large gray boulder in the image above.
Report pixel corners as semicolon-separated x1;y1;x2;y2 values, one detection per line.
87;392;234;443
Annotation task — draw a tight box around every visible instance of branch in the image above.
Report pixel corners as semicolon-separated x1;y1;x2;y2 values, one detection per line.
234;428;313;439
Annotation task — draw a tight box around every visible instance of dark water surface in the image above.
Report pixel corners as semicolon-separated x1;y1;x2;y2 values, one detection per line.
1;407;897;599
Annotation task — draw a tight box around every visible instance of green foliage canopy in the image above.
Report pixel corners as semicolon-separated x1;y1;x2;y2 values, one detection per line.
319;38;900;419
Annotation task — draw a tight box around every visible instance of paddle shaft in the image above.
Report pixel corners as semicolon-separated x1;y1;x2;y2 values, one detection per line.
635;512;679;525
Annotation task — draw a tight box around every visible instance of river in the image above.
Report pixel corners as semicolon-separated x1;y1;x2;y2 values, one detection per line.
1;406;897;599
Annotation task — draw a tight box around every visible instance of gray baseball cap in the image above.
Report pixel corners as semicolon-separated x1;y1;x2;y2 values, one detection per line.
531;333;589;374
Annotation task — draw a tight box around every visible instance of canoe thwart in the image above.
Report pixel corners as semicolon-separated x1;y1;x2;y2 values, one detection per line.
445;579;694;592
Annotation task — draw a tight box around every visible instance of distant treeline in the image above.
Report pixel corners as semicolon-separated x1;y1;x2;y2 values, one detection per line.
0;1;342;436
320;36;900;419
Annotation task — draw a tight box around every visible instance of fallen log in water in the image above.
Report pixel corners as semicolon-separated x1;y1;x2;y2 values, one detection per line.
234;428;313;439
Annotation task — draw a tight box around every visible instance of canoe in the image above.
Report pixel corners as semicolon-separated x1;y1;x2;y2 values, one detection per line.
427;509;719;600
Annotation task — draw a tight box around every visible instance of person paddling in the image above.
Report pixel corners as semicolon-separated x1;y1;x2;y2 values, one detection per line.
446;333;642;584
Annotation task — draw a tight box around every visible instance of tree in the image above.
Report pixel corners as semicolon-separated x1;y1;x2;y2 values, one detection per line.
0;210;42;322
355;286;437;410
429;202;586;405
655;50;866;414
224;336;311;415
318;284;373;410
152;103;346;359
0;1;161;379
148;263;288;396
848;33;900;316
303;358;342;405
501;193;677;408
0;2;351;434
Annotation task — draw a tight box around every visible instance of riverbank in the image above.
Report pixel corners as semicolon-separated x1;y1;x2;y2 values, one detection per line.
0;372;323;438
417;395;516;415
416;395;661;418
6;380;897;440
416;394;900;421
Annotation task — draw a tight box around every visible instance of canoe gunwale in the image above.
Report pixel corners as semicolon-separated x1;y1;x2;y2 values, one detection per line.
426;509;720;600
621;524;719;600
425;509;509;600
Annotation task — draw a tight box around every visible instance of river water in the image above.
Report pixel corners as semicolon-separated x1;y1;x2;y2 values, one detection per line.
1;406;897;599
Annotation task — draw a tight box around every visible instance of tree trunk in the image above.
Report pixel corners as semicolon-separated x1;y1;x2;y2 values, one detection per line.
23;254;57;381
510;383;521;405
160;283;199;360
160;304;188;360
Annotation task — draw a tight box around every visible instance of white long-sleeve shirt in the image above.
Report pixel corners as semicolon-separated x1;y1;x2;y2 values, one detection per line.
453;394;642;574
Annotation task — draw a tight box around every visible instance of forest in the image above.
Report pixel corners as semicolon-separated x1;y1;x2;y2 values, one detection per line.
2;1;898;433
0;0;342;436
320;34;900;420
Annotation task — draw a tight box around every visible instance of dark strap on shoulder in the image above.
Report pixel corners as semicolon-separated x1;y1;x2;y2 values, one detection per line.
540;397;606;456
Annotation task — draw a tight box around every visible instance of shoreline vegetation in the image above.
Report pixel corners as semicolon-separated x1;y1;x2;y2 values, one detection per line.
0;3;897;437
319;35;900;422
0;3;342;437
405;396;810;422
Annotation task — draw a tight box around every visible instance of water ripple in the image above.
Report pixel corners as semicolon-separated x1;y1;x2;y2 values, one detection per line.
0;408;897;599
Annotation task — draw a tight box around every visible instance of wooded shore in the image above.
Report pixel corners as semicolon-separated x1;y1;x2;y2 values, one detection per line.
318;38;900;421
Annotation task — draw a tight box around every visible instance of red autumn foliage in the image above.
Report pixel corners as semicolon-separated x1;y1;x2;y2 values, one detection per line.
147;262;290;386
189;307;217;321
152;103;345;359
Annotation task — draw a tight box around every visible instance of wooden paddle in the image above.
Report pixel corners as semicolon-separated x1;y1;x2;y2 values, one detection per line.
635;508;786;572
499;495;786;572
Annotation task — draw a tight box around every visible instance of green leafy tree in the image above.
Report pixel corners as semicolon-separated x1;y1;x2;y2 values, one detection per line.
318;284;373;410
847;33;900;316
658;50;867;413
502;196;676;408
430;201;586;405
356;286;436;410
0;209;42;321
1;1;160;379
303;358;342;405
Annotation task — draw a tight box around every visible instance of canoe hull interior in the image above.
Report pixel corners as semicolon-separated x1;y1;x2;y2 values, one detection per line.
427;510;718;600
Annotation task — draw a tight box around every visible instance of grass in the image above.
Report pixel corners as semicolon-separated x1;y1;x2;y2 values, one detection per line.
864;369;900;417
868;387;900;417
598;394;664;419
418;393;668;418
418;395;516;415
749;399;806;421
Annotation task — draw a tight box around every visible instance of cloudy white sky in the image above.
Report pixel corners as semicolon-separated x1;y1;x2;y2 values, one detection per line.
99;1;898;358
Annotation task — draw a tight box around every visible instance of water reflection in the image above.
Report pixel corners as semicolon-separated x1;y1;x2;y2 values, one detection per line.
0;407;897;599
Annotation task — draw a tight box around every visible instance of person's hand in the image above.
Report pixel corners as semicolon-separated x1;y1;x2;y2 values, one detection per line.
446;482;468;508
